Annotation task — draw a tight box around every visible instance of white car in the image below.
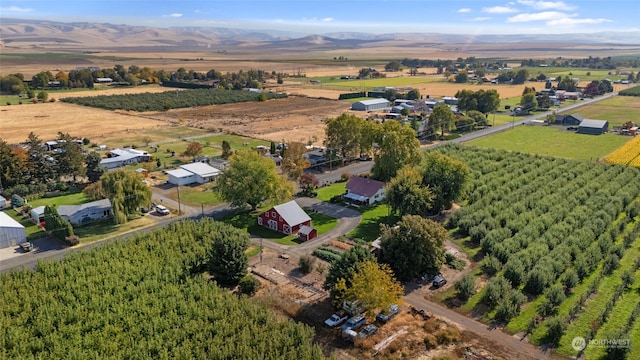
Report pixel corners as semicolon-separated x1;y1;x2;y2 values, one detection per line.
324;313;348;327
155;205;170;215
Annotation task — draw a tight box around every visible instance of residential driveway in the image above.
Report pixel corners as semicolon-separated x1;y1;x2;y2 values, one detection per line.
0;236;66;273
250;197;362;258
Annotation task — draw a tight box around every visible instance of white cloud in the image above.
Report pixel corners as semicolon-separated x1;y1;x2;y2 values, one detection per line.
322;18;333;22
482;6;518;14
0;6;33;12
507;11;570;22
162;13;183;18
547;17;613;25
457;8;471;13
517;0;576;11
469;17;491;22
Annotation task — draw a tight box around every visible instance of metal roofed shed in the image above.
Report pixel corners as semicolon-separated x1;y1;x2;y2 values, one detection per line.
577;119;609;135
0;211;27;249
351;98;390;111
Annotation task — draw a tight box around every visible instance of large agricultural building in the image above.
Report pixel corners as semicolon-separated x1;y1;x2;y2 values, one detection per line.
351;98;390;111
577;119;609;135
0;212;27;249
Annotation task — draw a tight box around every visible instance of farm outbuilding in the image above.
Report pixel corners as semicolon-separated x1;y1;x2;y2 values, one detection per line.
257;200;314;238
351;99;390;111
0;211;27;249
30;206;46;224
166;162;221;186
577;119;609;135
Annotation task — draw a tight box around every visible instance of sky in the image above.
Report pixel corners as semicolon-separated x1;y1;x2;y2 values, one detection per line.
0;0;637;35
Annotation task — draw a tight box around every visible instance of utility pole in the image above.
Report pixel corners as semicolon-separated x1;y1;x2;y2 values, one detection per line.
177;185;181;215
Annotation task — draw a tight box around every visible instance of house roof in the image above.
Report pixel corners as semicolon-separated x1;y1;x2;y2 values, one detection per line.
57;199;112;218
271;200;311;226
346;176;385;198
166;168;194;179
579;119;608;129
179;162;221;177
0;211;24;229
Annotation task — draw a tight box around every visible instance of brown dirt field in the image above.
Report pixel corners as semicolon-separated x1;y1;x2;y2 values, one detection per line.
144;96;351;146
0;101;165;144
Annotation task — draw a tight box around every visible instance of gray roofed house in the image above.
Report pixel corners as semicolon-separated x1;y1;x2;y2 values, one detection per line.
555;114;585;125
57;199;112;226
344;176;386;206
577;119;609;135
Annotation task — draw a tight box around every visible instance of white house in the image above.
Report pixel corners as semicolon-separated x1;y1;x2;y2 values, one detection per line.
57;199;112;226
0;211;27;249
99;148;151;169
167;162;221;186
344;176;386;206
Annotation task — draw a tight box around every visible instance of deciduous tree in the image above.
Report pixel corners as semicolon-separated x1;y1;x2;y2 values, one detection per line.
334;260;403;317
56;132;85;182
183;142;203;159
371;120;421;182
101;170;152;224
420;151;469;213
380;215;447;281
325;113;367;160
385;167;434;216
221;140;232;159
324;245;376;305
281;142;310;180
215;149;293;210
429;103;455;138
85;152;105;183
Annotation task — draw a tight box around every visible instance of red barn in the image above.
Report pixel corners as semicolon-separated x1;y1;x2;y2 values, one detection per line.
258;200;316;239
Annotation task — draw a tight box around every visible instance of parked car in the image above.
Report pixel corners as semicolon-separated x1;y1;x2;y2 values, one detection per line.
155;205;170;215
358;324;378;339
324;313;348;327
340;314;366;332
376;304;399;324
342;328;358;343
433;275;447;288
20;242;34;252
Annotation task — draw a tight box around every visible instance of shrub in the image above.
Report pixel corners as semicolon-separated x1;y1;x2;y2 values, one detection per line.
435;327;461;345
545;317;565;346
544;284;566;307
482;277;510;309
340;172;351;181
238;275;260;295
481;255;501;276
64;235;80;246
603;253;620;275
561;268;579;292
454;274;476;301
299;255;316;274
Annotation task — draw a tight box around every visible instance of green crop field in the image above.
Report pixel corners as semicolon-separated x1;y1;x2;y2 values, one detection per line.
466;125;631;161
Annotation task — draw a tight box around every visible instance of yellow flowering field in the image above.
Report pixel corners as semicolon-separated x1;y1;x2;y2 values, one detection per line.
604;135;640;167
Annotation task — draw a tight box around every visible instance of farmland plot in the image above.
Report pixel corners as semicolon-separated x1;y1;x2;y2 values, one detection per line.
435;145;640;359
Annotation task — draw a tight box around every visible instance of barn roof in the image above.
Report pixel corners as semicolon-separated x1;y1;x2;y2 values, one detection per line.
179;162;221;177
357;99;390;106
272;200;311;226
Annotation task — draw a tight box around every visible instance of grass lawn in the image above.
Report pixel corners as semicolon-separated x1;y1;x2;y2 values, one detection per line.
560;95;640;128
315;182;346;202
466;125;631;161
222;207;338;246
28;192;90;208
348;204;398;243
163;185;224;207
73;216;156;243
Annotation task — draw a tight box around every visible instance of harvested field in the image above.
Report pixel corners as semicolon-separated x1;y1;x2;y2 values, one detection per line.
145;96;350;146
0;101;164;144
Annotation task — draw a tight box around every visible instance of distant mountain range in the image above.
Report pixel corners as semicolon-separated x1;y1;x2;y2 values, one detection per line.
2;18;639;51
